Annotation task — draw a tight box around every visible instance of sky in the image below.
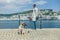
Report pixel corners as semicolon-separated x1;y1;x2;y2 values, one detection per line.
0;0;60;14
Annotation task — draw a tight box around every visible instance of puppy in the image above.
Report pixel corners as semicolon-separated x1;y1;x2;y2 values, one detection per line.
18;22;26;35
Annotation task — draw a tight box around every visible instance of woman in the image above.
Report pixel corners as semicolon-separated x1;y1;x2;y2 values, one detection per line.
31;4;39;30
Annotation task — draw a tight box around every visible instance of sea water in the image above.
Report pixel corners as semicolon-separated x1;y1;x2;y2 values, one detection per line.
0;20;60;29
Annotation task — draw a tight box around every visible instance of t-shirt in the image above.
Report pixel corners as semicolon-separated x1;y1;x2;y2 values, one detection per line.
32;7;38;21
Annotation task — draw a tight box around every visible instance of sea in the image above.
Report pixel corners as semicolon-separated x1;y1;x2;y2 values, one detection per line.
0;20;60;29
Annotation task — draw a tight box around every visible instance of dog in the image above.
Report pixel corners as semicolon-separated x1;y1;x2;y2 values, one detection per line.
18;22;26;35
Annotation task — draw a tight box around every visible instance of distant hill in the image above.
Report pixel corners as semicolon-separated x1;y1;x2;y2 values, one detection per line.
0;10;33;20
0;9;59;20
0;10;33;17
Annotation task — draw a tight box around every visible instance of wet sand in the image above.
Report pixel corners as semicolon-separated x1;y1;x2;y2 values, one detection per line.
0;28;60;40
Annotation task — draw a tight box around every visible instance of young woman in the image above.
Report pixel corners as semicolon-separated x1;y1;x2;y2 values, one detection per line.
31;4;39;29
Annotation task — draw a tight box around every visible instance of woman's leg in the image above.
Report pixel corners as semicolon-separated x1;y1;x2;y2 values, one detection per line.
33;21;36;30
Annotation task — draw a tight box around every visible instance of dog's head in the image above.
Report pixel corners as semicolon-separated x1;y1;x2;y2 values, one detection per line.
22;22;27;26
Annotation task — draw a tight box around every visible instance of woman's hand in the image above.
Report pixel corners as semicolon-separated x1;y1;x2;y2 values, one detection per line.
36;16;39;20
29;17;32;20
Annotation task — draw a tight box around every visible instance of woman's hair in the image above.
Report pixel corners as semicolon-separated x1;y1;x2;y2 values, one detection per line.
33;4;36;8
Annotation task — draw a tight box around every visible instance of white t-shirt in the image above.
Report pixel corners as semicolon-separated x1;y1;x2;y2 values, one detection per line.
32;7;38;21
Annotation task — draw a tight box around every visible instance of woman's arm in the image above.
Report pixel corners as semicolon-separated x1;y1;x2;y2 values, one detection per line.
36;8;39;17
31;13;34;18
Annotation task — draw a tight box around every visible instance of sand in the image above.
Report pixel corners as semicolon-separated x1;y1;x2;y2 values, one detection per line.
0;28;60;40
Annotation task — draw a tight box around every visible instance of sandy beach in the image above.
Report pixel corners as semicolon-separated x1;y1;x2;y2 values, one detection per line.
0;28;60;40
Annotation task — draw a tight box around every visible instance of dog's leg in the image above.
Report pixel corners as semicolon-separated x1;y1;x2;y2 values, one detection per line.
22;30;25;35
20;30;22;35
18;30;20;34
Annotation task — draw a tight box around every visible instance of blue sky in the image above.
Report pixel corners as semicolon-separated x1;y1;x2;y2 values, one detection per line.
0;0;60;14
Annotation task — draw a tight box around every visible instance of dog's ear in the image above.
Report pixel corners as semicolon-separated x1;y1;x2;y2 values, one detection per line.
22;23;27;26
24;23;27;26
25;24;27;26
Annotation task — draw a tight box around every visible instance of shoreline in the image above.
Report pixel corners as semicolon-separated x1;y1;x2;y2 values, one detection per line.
0;28;60;30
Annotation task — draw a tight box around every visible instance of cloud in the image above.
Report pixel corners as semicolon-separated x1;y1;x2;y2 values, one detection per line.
0;0;32;9
0;4;27;14
0;0;32;4
15;0;32;5
36;0;47;5
0;0;32;14
2;5;17;10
